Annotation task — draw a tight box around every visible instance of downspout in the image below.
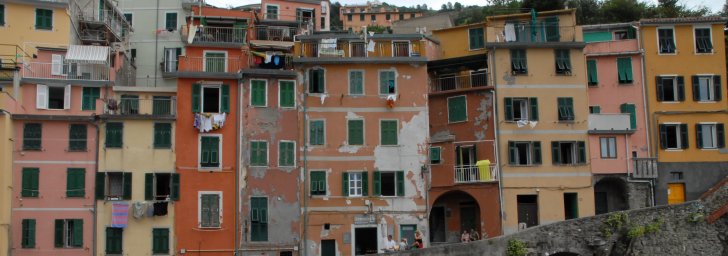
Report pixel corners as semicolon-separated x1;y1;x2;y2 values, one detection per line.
1;109;12;256
634;23;651;157
154;0;159;87
302;73;309;256
489;47;505;235
235;75;242;255
91;115;101;256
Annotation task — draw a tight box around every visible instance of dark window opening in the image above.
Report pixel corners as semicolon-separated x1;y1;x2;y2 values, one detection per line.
670;172;683;181
202;87;220;113
662;77;677;101
564;193;578;220
48;86;65;109
665;125;678;148
155;173;171;200
516;143;530;165
559;142;575;164
380;172;396;196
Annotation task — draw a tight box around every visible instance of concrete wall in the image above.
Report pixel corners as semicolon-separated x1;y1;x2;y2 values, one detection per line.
0;2;71;57
430;23;486;59
0;92;14;256
392;12;454;35
262;0;329;31
656;162;728;205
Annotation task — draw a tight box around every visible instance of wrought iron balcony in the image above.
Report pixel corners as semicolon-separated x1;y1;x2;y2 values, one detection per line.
103;97;176;117
430;72;489;93
454;164;499;183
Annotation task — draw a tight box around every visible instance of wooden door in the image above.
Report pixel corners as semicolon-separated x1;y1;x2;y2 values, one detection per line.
667;183;685;205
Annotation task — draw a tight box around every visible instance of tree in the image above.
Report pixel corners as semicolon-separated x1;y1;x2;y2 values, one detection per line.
522;0;566;12
723;0;728;15
601;0;647;23
441;4;448;11
567;0;603;25
447;2;454;10
454;2;463;10
329;1;343;30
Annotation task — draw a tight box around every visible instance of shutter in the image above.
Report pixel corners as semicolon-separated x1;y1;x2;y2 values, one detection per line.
52;54;63;75
145;173;154;200
28;219;36;248
455;146;462;165
533;142;542;164
309;172;318;193
624;58;633;81
696;124;704;149
587;59;597;85
659;125;667;149
200;137;209;165
692;76;700;101
210;137;220;164
72;219;83;247
714;76;722;101
373;171;381;196
36;9;42;28
171;173;180;201
210;194;220;227
396;171;405;197
656;77;664;101
54;219;64;247
362;172;369;196
96;172;105;200
551;141;561;164
593;106;601;114
201;195;211;227
36;84;48;109
529;98;539;121
508;141;516;164
717;124;725;148
221;84;230;112
348;120;363;145
122;173;132;200
566;98;574;120
577;141;586;164
504;98;513;121
63;84;71;109
342;172;349;196
192;84;201;113
379;71;387;94
317;69;325;93
677;76;685;101
680;124;688;149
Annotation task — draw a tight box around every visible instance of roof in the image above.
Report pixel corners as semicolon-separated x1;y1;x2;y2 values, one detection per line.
640;16;728;25
431;21;486;32
486;9;575;21
249;40;294;50
65;45;109;65
582;22;635;32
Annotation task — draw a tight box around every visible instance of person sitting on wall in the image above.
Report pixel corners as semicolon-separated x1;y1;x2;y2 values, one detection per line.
470;228;480;241
383;235;397;252
461;230;470;243
414;230;424;248
399;238;408;251
410;241;421;250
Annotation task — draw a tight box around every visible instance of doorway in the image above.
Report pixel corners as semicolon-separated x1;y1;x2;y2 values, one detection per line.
517;195;538;228
460;203;478;232
354;227;377;255
429;206;446;242
321;239;335;256
667;183;685;205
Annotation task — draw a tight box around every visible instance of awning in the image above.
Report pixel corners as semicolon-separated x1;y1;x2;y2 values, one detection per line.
249;40;294;50
65;45;110;64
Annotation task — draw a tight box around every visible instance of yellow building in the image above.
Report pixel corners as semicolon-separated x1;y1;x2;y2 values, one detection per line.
639;17;728;205
95;90;177;255
486;9;594;234
431;22;486;59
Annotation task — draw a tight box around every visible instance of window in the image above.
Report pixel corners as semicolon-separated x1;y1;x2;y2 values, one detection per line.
250;197;268;241
380;120;398;145
278;141;295;167
144;173;179;201
659;124;688;149
504;98;538;121
36;84;70;110
35;9;52;30
587;59;598;86
250;80;267;107
557;97;574;121
0;5;5;26
617;58;633;84
81;87;100;110
456;145;476;166
105;227;122;254
447;95;467;123
23;123;42;150
430;147;441;164
343;172;368;196
66;168;85;197
309;120;325;145
54;219;82;248
613;30;628;40
371;14;376;21
693;75;721;102
658;28;676;54
360;14;364;21
95;172;132;200
105;122;123;148
152;228;169;254
564;193;579;220
374;171;404;197
266;5;279;19
200;193;221;228
508;141;542;165
165;12;177;31
656;76;685;102
21;168;39;197
697;123;725;149
51;54;64;75
310;171;326;196
399;13;404;20
250;141;268;167
204;52;226;72
347;14;352;21
119;94;139;115
154;123;172;149
600;137;617;158
410;13;415;18
308;69;325;94
695;28;713;53
510;49;527;74
671;172;684;181
123;13;132;27
344;119;363;145
469;28;484;50
279;81;295;108
620;103;637;129
153;96;173;115
21;219;35;248
379;70;396;94
589;106;601;114
555;49;571;74
386;14;391;20
200;136;221;168
349;70;364;95
192;84;230;113
551;141;586;165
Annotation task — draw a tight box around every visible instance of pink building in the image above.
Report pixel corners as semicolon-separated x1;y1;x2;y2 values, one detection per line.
583;23;654;215
260;0;331;31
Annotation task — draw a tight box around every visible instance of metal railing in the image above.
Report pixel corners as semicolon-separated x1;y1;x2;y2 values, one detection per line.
632;158;658;179
253;26;297;41
182;25;247;44
71;1;129;40
431;72;488;92
491;25;577;43
178;56;244;73
454;164;499;183
392;42;410;57
104;97;176;116
22;62;110;81
248;54;293;70
300;41;423;58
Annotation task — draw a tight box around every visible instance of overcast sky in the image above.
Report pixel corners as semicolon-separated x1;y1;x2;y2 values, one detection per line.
206;0;724;13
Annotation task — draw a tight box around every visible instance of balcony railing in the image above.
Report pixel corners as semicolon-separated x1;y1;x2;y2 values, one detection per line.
22;62;110;81
182;25;247;44
177;56;244;73
632;158;658;179
300;41;424;58
490;25;577;43
71;1;128;41
253;26;297;41
454;165;499;183
588;114;632;131
431;72;488;92
104;97;176;117
248;54;293;70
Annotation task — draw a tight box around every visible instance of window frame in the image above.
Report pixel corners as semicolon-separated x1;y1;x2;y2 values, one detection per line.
616;57;633;84
198;134;222;170
265;4;280;20
377;171;403;197
599;137;617;159
551;141;587;165
200;83;224;113
105;227;123;254
660;123;687;150
557;97;575;121
153;122;173;149
249;196;268;241
348;172;364;197
123;12;133;27
510;49;527;75
429;146;442;165
508;141;542;166
23;123;42;151
278;140;296;167
198;191;223;228
203;51;228;73
55;219;83;248
308;68;326;94
309;170;327;196
249;140;269;167
152;228;170;254
21;168;40;198
347;119;365;146
250;79;268;107
164;11;178;31
696;122;723;149
35;8;53;30
693;75;719;102
66;168;85;198
378;69;397;95
81;87;100;111
447;95;468;123
379;119;398;146
278;80;296;108
657;27;677;55
657;75;683;102
348;69;365;95
554;49;572;75
468;27;485;50
21;219;35;248
105;122;123;148
693;26;713;54
308;119;325;146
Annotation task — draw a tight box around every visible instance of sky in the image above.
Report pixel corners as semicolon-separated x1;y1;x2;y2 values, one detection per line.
206;0;725;13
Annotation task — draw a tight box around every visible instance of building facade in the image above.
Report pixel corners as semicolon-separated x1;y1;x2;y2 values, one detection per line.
260;0;330;32
339;3;422;32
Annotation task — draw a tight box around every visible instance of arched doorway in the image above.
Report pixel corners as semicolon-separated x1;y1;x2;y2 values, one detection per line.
429;191;480;243
594;177;629;214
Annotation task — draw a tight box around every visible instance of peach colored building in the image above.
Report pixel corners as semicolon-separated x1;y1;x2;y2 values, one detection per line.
261;0;331;31
583;23;653;215
340;3;422;32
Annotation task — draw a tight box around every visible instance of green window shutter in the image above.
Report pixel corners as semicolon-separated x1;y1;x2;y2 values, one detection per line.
250;141;268;166
362;172;369;196
106;227;122;253
577;141;586;164
717;124;725;148
316;69;325;93
714;76;722;101
69;124;87;151
153;228;169;254
221;84;230;112
533;142;542;164
280;81;295;107
106;123;123;148
66;168;84;197
122;173;132;200
551;142;561;164
381;120;398;145
348;120;364;145
396;171;405;197
279;141;294;167
342;172;349;196
165;12;177;30
22;168;39;197
656;76;664;101
591;106;601;114
250;197;268;241
171;173;180;201
0;5;5;26
145;173;154;200
54;219;63;247
349;71;363;95
504;98;513;121
696;124;704;148
379;71;395;94
192;84;201;113
22;219;35;248
448;96;466;123
508;141;516;165
82;87;100;110
544;16;559;42
469;28;484;49
72;219;83;247
680;124;688;149
659;124;667;149
617;58;633;83
587;59;598;85
23;123;42;150
251;80;266;106
529;98;539;121
200;195;211;227
430;147;441;164
154;123;172;148
310;120;324;145
373;171;381;196
95;172;105;200
677;76;685;101
620;103;637;129
200;137;220;167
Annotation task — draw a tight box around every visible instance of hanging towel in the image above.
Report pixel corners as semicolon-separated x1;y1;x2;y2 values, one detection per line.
505;23;516;42
529;121;538;128
111;203;129;227
264;53;272;63
132;202;146;219
367;40;376;52
320;94;327;104
516;120;528;128
154;202;169;216
273;55;280;66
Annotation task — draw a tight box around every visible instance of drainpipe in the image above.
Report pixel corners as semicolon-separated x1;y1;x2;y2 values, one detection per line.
235;75;242;255
1;108;12;256
302;73;309;256
489;47;505;236
90;114;101;256
634;23;651;157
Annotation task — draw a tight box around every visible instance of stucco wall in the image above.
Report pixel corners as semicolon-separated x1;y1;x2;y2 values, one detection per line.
0;2;71;57
431;24;486;59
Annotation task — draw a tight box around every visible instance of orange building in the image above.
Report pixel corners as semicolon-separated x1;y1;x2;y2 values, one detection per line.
339;3;422;32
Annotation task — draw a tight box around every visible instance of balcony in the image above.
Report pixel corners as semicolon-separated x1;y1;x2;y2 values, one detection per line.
240;53;296;78
71;1;130;44
175;56;244;79
253;26;297;41
632;158;658;179
299;41;424;58
22;62;110;81
0;60;19;81
103;97;176;118
430;71;489;93
454;165;499;183
588;114;633;133
181;25;247;47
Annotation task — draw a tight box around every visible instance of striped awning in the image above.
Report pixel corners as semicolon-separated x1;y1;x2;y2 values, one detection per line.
65;45;110;64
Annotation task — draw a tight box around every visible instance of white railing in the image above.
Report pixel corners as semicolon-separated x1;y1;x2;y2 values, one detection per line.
178;57;243;73
431;72;488;92
184;26;247;44
22;62;110;81
454;165;499;183
254;26;297;41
